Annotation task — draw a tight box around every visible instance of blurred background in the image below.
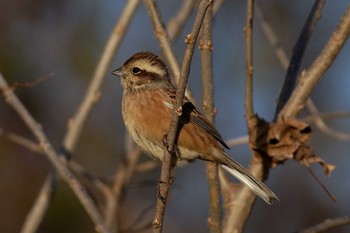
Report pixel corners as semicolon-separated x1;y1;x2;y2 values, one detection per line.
0;0;349;232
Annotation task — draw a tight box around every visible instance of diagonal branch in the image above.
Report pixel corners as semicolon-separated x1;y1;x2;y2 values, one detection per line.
256;0;350;141
20;173;56;233
143;0;196;103
19;1;141;232
279;4;350;119
63;0;141;152
152;1;213;232
298;216;350;233
0;73;110;233
274;0;326;119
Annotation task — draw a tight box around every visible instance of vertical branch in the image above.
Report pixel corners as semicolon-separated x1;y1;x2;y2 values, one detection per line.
223;1;261;232
274;0;326;119
152;1;213;232
244;0;255;118
199;4;222;233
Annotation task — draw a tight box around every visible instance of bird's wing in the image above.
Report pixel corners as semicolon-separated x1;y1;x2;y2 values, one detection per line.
164;86;229;149
182;100;229;149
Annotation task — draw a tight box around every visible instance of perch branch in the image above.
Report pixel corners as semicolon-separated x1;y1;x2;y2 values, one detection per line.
152;1;212;232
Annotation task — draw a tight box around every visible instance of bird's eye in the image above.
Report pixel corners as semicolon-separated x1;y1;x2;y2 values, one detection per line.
132;67;141;74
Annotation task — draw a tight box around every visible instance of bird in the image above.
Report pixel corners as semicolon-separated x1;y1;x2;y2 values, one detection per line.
112;51;278;204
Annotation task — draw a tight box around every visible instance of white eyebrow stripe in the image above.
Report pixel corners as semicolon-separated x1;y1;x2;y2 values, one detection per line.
162;100;173;109
134;60;166;77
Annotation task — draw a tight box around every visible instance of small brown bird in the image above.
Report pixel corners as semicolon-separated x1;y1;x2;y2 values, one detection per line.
112;51;278;204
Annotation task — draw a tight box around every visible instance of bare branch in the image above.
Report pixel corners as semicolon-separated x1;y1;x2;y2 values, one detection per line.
223;156;263;233
199;3;222;233
256;1;350;141
213;0;225;15
63;0;141;152
305;100;350;140
223;1;268;232
255;1;289;69
152;1;212;232
167;0;197;41
0;73;110;233
143;0;196;103
303;111;350;123
275;0;326;118
298;216;350;233
280;5;350;119
225;135;249;148
20;174;56;233
106;134;142;232
244;0;255;117
18;1;141;232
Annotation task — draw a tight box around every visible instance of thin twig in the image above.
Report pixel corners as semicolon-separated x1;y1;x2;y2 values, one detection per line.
143;0;196;103
0;73;110;233
274;0;326;119
255;0;289;69
280;5;350;119
167;0;197;41
0;128;113;194
305;100;350;140
298;216;350;233
223;1;262;232
63;0;141;152
124;202;154;232
199;3;222;233
213;0;225;15
152;1;212;232
302;111;350;123
106;134;142;232
244;0;254;118
20;173;56;233
225;135;249;148
143;0;181;80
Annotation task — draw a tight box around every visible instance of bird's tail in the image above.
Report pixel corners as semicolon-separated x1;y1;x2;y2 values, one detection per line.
219;152;278;204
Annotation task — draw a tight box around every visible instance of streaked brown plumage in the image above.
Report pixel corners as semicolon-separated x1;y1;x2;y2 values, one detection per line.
112;51;278;204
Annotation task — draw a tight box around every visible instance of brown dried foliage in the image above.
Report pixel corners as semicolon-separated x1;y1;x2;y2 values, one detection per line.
247;114;335;176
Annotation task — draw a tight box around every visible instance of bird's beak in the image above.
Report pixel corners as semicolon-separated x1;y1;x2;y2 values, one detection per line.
111;68;123;78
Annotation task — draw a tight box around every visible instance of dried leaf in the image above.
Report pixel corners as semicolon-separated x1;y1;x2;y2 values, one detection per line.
247;114;334;176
